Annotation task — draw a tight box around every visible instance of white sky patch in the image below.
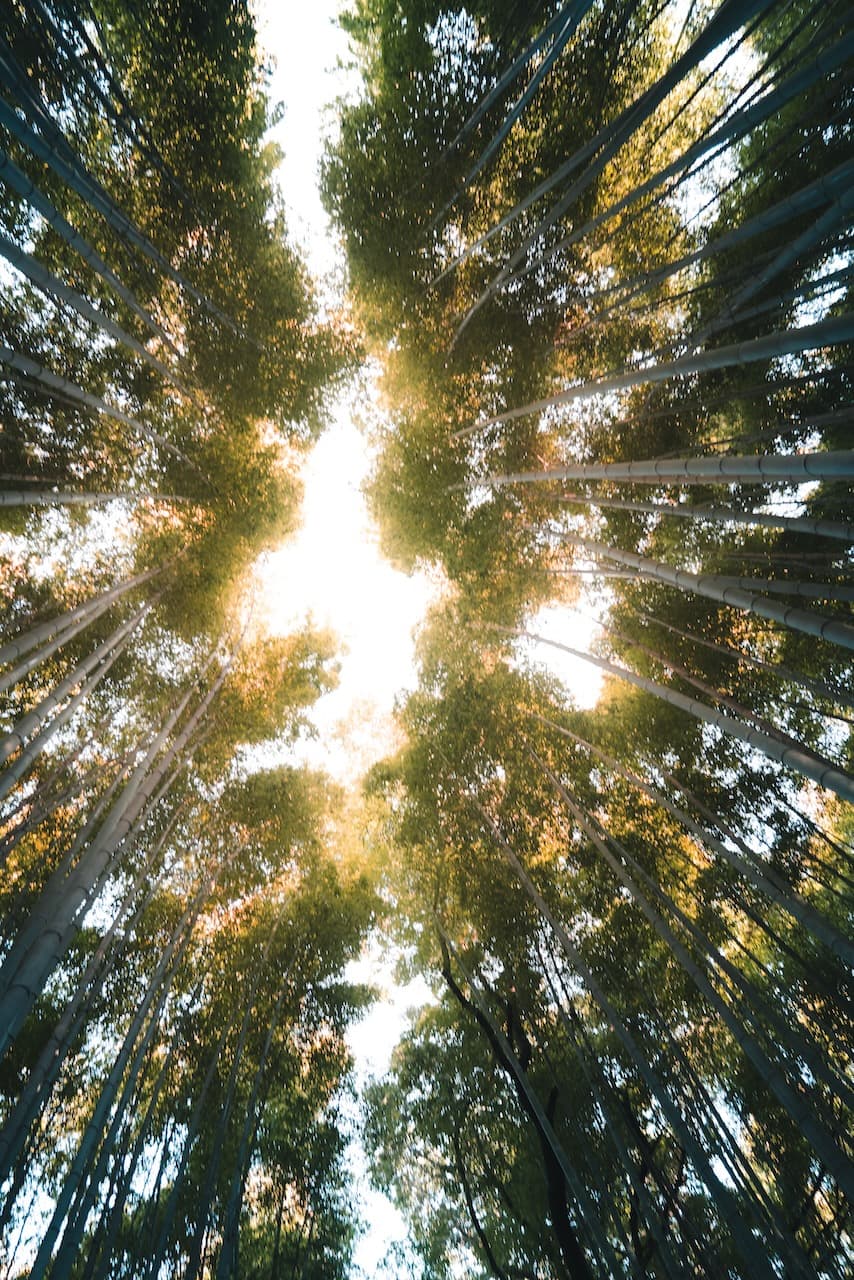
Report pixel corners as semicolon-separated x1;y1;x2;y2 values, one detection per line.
252;0;441;787
252;4;435;1271
256;0;359;283
253;401;441;784
343;946;436;1278
521;601;604;708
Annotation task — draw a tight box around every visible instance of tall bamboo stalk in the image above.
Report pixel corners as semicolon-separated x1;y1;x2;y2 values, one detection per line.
547;536;854;652
457;311;854;436
485;622;854;799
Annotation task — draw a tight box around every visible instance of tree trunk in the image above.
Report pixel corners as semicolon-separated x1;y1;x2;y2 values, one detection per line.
529;712;852;965
535;756;854;1151
0;230;187;392
559;489;854;544
0;144;180;357
0;564;162;668
30;880;209;1280
0;658;226;1057
459;312;854;436
452;0;782;336
0;599;152;763
459;800;781;1280
0;489;192;508
0;340;203;475
486;621;854;801
0;605;152;802
0;801;183;1192
438;925;599;1280
0;74;241;338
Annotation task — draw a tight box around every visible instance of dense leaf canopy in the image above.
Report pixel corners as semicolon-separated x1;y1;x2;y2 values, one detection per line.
0;1;851;1278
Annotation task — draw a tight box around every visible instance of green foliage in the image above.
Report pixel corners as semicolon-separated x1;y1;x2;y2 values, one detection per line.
331;1;853;1275
0;4;373;1276
0;1;852;1278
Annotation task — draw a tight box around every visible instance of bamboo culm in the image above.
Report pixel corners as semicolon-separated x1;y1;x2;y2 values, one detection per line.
0;490;193;508
0;343;197;470
438;23;854;295
26;0;201;222
588;613;850;775
455;0;597;194
0;80;243;339
458;313;854;436
0;600;153;765
214;959;298;1280
0;146;181;358
558;489;854;544
529;713;852;965
534;758;854;1169
453;0;783;336
628;607;854;712
467;803;784;1280
49;894;215;1280
0;620;143;806
0;563;162;667
438;923;606;1280
183;921;282;1280
552;535;854;654
141;1014;236;1280
486;621;854;800
30;882;209;1280
476;447;854;485
695;183;854;345
0;819;178;1196
0;657;225;1058
0;231;188;392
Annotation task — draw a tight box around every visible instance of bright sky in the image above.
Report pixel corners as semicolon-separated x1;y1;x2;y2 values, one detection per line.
253;1;600;792
257;0;357;283
251;2;601;1270
342;947;435;1276
253;0;444;789
254;401;443;784
253;4;429;1271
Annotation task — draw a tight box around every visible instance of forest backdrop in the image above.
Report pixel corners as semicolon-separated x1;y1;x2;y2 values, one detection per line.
0;0;851;1278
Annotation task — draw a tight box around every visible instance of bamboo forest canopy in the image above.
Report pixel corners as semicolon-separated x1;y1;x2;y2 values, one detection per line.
0;1;852;1278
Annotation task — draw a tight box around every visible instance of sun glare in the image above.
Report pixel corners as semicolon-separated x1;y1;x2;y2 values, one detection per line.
253;0;601;785
250;2;603;1268
254;402;442;782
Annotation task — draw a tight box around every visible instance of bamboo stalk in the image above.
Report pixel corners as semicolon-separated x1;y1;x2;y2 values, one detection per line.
456;313;854;437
